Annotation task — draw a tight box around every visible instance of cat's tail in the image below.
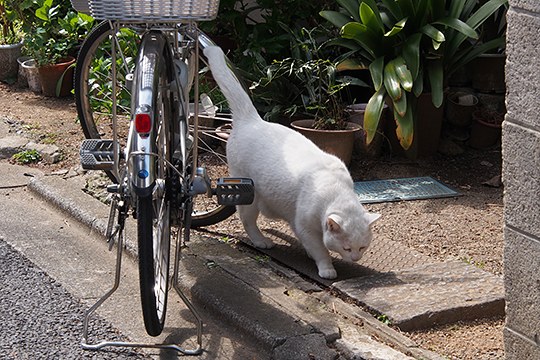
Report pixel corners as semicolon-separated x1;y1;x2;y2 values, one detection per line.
203;46;259;121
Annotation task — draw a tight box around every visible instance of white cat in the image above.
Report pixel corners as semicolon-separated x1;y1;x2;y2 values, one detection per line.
203;46;380;279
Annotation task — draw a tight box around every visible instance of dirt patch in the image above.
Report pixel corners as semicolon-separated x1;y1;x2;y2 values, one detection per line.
0;82;505;360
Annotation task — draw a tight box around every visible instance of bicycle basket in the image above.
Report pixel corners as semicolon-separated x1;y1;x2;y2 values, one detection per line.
70;0;91;14
87;0;220;21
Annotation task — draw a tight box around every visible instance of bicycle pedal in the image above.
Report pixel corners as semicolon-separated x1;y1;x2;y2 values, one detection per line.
80;139;115;171
215;178;255;206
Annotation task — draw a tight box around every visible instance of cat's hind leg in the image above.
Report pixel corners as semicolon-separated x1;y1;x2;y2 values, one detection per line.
237;204;275;249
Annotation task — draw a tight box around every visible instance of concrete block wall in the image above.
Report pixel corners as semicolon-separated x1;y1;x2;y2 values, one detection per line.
503;1;540;359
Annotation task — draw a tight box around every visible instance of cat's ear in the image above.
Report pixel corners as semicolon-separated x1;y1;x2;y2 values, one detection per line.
327;214;342;233
365;212;381;226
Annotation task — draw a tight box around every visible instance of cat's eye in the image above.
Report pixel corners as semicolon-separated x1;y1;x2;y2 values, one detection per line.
344;248;351;252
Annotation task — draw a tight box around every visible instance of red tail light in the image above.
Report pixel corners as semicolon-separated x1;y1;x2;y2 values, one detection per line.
135;113;151;133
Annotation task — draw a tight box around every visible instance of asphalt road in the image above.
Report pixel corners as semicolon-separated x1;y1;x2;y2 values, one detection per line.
0;238;148;360
0;185;265;360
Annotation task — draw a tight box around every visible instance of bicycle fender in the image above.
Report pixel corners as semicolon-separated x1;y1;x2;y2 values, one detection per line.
129;32;169;196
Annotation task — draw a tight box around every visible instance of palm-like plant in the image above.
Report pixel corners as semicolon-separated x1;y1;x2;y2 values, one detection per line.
321;0;507;150
251;25;367;130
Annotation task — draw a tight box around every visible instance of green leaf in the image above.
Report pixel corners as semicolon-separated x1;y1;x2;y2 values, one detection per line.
402;33;422;80
414;0;429;25
56;63;76;97
326;38;362;52
466;0;508;30
320;10;351;29
433;17;478;39
380;0;403;20
341;22;379;58
412;68;424;97
369;56;384;91
392;57;413;92
35;0;52;21
396;0;415;19
337;0;361;22
421;24;445;44
384;18;407;37
448;0;467;19
78;12;94;23
364;87;386;144
383;61;402;101
394;98;414;150
337;58;367;71
427;60;444;108
392;90;407;117
429;0;446;20
360;2;384;34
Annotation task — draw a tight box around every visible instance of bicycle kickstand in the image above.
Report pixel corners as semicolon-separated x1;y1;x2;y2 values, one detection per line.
81;199;203;355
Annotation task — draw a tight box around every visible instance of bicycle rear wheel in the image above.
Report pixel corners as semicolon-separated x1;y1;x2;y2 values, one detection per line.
75;21;235;226
134;32;173;337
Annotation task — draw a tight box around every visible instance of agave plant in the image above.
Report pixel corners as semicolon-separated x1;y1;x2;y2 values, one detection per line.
321;0;508;150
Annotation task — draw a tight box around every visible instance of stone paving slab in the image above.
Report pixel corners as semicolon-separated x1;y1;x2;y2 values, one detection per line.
334;261;505;331
235;222;505;331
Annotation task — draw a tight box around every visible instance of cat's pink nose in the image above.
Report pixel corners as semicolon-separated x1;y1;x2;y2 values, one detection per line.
351;253;361;262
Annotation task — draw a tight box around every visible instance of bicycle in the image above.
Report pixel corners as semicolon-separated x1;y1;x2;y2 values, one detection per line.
71;0;254;354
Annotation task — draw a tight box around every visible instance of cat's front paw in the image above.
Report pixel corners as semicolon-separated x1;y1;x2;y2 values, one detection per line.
250;236;275;249
318;268;337;280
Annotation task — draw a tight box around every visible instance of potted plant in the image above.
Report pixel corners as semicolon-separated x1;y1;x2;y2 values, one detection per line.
0;0;24;83
251;25;366;165
24;0;93;96
468;107;504;149
321;0;508;157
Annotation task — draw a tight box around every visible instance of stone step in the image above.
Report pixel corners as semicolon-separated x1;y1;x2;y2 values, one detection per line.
235;226;504;331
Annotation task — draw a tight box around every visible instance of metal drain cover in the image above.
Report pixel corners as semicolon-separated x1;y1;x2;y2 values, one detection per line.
354;177;460;204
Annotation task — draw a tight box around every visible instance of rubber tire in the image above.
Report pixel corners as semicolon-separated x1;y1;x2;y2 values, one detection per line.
137;194;170;336
75;20;115;140
191;205;236;228
135;32;172;337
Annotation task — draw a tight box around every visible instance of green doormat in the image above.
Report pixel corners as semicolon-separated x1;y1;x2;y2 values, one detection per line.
354;177;460;204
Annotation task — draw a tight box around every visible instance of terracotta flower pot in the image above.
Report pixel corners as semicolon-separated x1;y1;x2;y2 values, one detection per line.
346;103;389;158
468;109;504;149
290;119;361;166
37;56;76;97
446;91;478;128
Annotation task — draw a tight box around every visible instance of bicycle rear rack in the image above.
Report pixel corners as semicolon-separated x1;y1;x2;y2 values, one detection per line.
81;199;203;355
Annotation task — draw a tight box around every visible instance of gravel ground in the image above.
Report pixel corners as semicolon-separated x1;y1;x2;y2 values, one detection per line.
0;239;148;360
